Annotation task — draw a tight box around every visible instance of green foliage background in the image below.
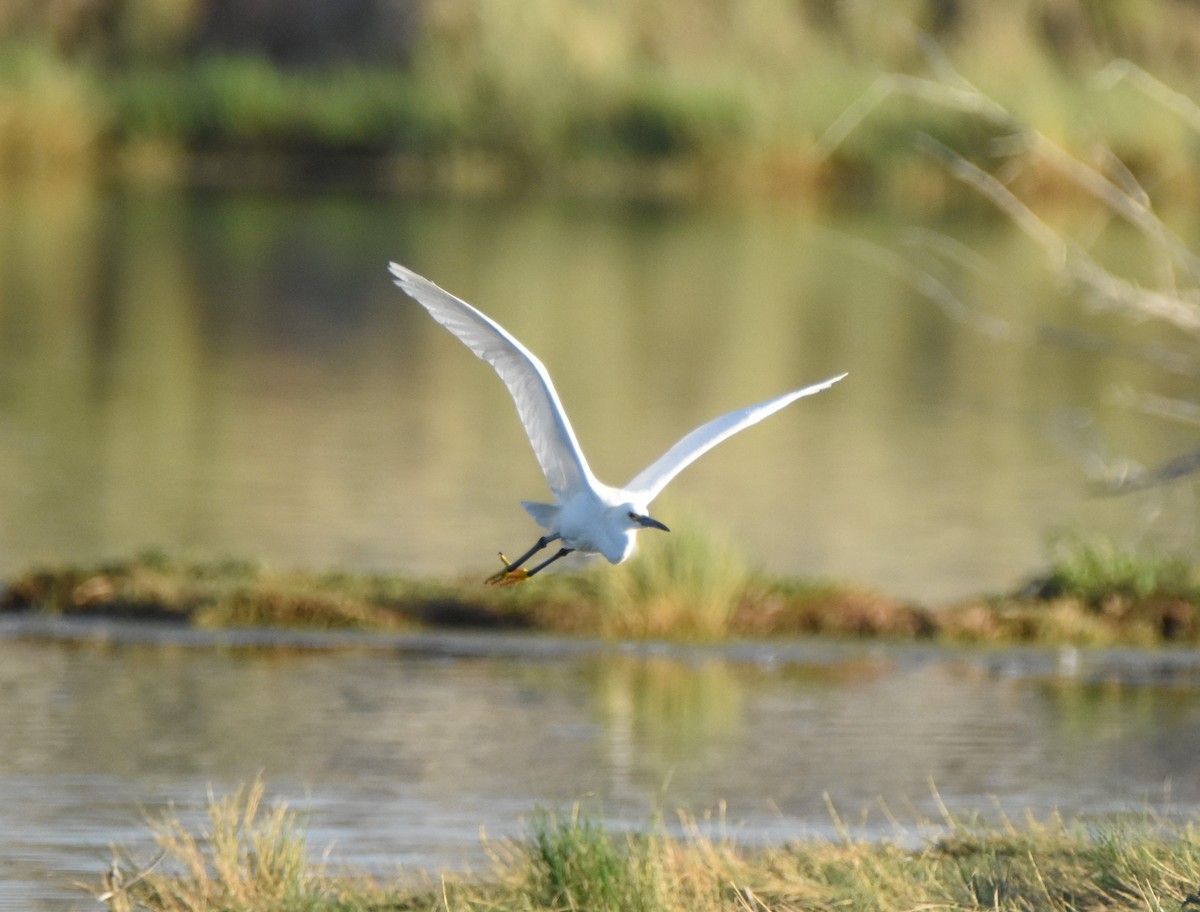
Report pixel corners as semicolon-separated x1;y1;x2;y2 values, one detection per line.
3;0;1200;195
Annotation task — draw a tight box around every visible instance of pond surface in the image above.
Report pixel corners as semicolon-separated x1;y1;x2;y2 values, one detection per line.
1;182;1196;603
5;622;1200;910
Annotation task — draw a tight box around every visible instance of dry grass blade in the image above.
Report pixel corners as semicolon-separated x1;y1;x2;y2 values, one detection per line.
1024;131;1200;285
816;39;1200;338
916;132;1200;335
99;777;329;912
1094;59;1200;136
837;231;1015;340
814;71;1009;161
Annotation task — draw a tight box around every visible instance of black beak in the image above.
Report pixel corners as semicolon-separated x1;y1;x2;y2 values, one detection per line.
636;514;670;533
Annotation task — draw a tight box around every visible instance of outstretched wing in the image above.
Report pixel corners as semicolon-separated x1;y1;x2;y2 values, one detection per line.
623;374;847;503
389;263;595;499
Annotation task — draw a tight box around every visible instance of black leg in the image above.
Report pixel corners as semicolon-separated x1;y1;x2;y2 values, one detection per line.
486;534;560;583
525;547;574;578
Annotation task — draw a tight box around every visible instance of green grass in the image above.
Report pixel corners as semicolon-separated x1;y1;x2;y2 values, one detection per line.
522;808;667;912
97;781;1200;912
1042;535;1197;607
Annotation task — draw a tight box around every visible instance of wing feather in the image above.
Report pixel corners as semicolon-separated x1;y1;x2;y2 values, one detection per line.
389;263;594;499
624;374;847;503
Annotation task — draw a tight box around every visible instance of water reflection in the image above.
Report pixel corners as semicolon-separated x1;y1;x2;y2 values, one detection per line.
3;630;1200;909
0;182;1195;601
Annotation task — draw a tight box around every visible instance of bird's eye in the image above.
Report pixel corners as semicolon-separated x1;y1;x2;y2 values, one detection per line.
627;511;638;520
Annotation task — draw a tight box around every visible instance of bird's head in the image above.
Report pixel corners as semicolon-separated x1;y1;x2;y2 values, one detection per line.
602;503;669;564
623;506;670;535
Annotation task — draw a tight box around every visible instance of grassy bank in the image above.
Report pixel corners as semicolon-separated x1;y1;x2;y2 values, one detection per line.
96;779;1200;912
4;535;1197;646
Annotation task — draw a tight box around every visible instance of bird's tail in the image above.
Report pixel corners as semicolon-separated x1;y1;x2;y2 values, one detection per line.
521;501;560;531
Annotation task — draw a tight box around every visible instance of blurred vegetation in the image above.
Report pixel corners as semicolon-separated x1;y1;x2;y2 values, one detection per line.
1041;533;1196;607
3;1;1197;634
98;778;1200;912
3;0;1200;198
4;534;1197;645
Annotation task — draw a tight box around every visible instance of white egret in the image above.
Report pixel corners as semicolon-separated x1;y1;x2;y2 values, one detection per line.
389;262;846;584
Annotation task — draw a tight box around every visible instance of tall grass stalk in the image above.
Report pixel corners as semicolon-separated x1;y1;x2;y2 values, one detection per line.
592;510;757;640
99;779;334;912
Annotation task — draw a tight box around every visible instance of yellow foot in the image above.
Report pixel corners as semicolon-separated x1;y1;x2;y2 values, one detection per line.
489;568;530;587
485;553;529;586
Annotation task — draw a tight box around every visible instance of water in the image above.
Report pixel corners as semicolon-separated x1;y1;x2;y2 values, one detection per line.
1;182;1196;603
4;622;1200;910
2;181;1198;906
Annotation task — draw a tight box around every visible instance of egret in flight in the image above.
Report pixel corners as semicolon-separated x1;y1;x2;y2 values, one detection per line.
390;262;846;585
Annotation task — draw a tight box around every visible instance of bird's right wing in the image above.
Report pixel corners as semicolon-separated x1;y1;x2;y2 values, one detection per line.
389;263;595;499
623;374;847;503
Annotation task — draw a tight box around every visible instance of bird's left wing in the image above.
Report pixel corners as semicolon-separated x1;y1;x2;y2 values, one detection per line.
389;263;596;499
623;374;847;503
